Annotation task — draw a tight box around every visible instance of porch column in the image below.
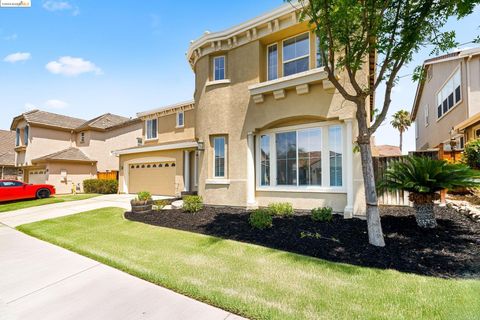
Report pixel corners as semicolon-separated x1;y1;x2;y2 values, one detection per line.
344;119;354;218
246;132;257;207
184;150;190;192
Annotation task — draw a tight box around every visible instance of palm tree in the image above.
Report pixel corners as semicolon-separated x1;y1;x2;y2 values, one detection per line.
391;110;412;152
378;156;480;228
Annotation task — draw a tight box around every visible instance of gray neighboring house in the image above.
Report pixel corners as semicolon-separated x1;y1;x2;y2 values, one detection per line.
0;130;17;180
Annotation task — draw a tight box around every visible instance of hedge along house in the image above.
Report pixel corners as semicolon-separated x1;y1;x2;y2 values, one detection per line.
114;101;197;197
187;2;369;216
10;109;142;194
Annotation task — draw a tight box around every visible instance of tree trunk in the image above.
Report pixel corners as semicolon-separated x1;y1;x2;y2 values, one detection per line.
413;202;437;228
358;141;386;247
399;130;403;152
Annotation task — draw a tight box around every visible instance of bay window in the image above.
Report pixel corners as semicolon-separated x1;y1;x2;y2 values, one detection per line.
257;124;344;190
283;33;309;77
145;118;157;140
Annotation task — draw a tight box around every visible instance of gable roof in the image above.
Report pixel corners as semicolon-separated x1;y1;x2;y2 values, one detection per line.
10;109;138;132
411;47;480;121
0;130;15;166
32;147;96;163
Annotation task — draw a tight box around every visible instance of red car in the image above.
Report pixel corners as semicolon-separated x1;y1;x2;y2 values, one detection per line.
0;180;56;202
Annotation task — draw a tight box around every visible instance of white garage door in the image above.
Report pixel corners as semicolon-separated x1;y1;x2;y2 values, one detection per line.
29;170;47;185
129;162;176;196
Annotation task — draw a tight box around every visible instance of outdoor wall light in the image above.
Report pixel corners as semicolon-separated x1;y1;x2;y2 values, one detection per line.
197;141;205;151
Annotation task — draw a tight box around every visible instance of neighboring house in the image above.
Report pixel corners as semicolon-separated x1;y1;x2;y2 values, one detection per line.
0;130;17;180
10;110;142;194
372;145;402;157
115;101;196;196
411;48;480;151
119;3;370;217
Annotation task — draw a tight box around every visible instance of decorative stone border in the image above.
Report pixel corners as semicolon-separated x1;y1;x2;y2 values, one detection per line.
446;199;480;222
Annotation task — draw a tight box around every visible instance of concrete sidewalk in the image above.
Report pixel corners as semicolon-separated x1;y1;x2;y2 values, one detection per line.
0;224;243;320
0;194;140;227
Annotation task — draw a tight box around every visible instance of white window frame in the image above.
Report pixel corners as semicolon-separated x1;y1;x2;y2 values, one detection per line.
176;111;184;128
266;43;278;81
282;32;310;77
424;104;429;127
436;65;462;121
145;118;158;140
23;125;29;146
15;128;20;146
255;121;346;193
213;136;227;178
213;56;226;81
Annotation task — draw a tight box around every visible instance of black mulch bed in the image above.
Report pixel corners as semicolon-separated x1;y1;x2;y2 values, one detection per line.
124;206;480;278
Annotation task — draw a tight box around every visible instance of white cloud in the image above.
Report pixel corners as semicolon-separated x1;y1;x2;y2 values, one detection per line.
43;1;79;15
44;99;68;109
3;52;31;63
45;56;102;76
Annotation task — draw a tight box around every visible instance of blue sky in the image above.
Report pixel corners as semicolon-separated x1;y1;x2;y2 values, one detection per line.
0;0;478;153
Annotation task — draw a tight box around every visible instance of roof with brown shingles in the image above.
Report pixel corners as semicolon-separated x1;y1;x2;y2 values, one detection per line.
32;147;96;163
76;113;132;130
0;130;15;166
375;145;402;157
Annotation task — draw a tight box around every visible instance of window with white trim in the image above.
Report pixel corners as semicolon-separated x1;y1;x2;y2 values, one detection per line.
213;56;225;81
424;104;429;127
145;118;158;140
316;35;326;68
283;33;310;77
257;124;343;189
437;68;461;119
213;136;226;178
176;111;184;128
267;44;278;81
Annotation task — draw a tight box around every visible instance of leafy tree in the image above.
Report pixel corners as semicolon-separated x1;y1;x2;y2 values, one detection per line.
391;110;411;152
463;139;480;169
378;156;480;228
292;0;479;246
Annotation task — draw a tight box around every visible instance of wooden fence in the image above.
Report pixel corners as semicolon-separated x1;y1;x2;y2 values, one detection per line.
373;151;438;206
97;171;118;180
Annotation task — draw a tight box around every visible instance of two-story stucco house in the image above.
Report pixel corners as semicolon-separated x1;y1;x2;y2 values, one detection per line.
118;3;369;217
411;48;480;150
10;109;142;194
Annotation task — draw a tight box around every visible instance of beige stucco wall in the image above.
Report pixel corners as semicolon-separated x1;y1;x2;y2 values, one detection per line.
46;162;97;194
415;58;471;150
193;26;367;214
118;149;188;196
76;122;143;172
143;109;195;146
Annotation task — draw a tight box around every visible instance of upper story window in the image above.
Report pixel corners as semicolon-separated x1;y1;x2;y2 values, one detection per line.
283;33;310;77
424;104;429;127
213;56;226;81
213;136;226;178
15;128;20;146
267;44;278;81
23;126;29;146
80;132;85;143
316;35;326;68
176;111;184;128
437;67;461;119
145;118;158;140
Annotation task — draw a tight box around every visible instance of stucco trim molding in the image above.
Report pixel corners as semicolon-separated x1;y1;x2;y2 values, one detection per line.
113;141;198;156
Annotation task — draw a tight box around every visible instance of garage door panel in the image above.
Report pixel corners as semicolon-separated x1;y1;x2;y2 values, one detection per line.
129;162;176;196
29;170;47;185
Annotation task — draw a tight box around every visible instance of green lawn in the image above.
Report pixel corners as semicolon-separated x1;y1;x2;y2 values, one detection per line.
0;194;100;213
17;207;480;320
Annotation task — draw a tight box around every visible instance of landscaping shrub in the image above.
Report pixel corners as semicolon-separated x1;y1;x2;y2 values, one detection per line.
311;207;333;222
183;195;203;213
249;209;273;230
83;179;118;194
153;199;168;210
463;139;480;169
267;202;294;217
137;191;152;201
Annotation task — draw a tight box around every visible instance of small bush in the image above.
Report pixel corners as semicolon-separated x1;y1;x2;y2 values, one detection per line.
153;199;168;210
137;191;152;201
267;202;294;217
463;139;480;169
183;195;203;213
249;209;273;230
311;207;333;222
83;179;118;194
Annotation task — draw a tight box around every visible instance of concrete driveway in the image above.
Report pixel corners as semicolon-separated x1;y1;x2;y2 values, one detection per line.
0;195;244;320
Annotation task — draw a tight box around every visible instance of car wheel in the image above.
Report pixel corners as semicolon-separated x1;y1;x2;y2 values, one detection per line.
36;189;51;199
